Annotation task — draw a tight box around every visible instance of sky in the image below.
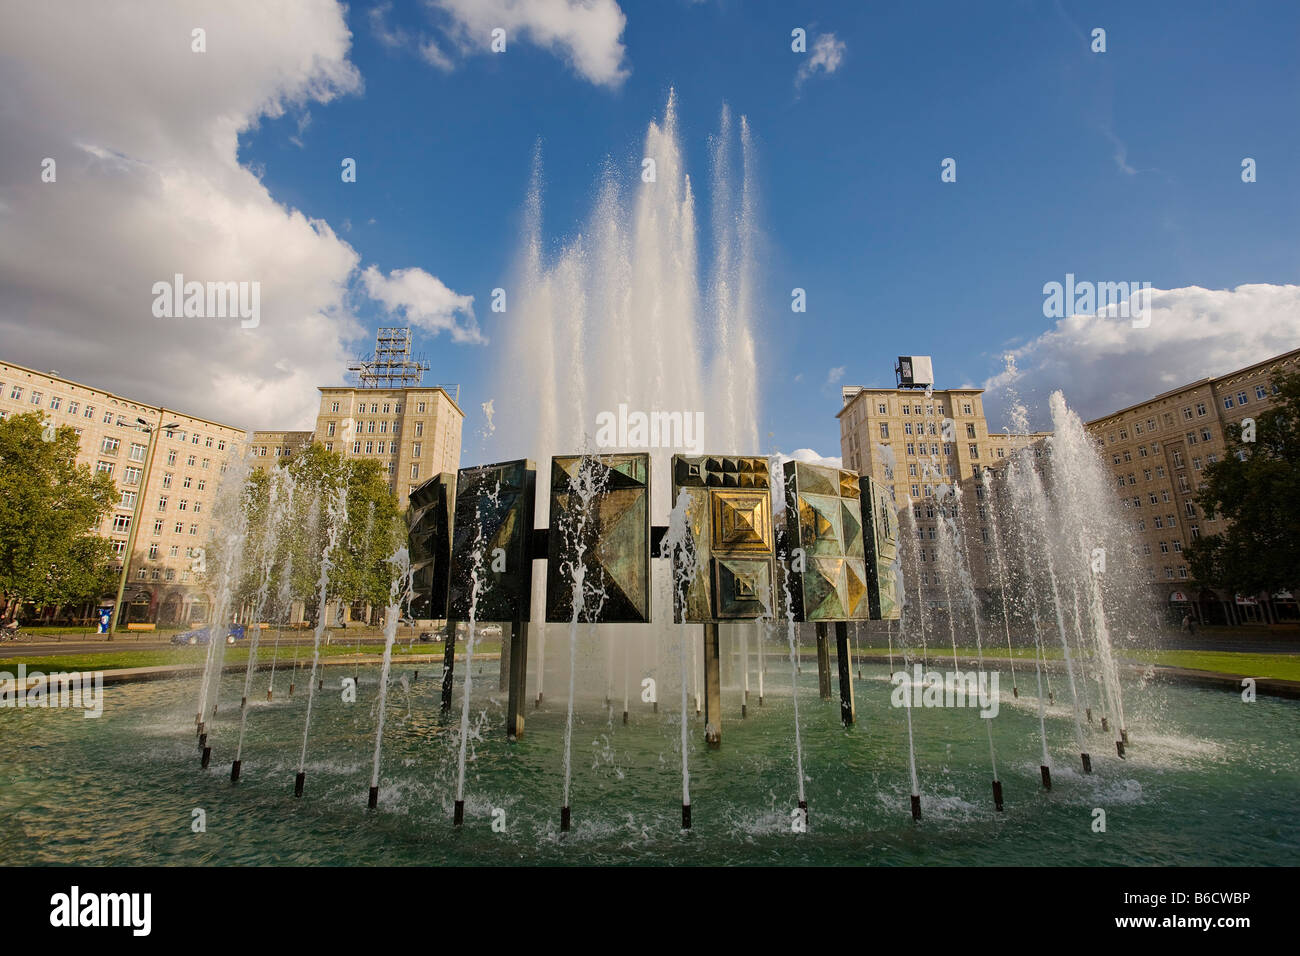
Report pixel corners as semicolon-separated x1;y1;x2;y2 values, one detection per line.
1;0;1297;467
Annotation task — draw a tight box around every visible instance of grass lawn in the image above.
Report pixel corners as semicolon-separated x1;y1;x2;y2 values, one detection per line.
0;639;500;676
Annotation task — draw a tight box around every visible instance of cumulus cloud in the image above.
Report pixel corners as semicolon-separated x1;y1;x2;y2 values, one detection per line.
796;32;846;87
0;0;372;432
382;0;630;87
361;265;485;345
983;283;1300;431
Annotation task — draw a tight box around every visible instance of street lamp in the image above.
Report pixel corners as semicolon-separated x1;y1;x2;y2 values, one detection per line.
109;415;180;638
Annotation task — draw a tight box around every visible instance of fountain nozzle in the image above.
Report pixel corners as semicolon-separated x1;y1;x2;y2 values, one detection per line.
1121;728;1129;745
1101;716;1109;732
682;803;691;830
200;746;211;768
1080;753;1092;774
909;795;921;821
294;771;305;797
1116;740;1126;758
231;759;241;783
1012;686;1019;698
453;800;464;825
560;806;571;833
1040;765;1051;790
993;780;1004;812
368;786;379;809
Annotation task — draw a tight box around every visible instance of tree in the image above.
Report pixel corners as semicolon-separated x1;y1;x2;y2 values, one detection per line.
208;442;404;624
0;412;118;614
1186;371;1300;597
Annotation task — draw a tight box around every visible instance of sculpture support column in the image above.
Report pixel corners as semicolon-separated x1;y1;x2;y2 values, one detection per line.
498;623;512;692
703;622;722;748
815;622;832;700
440;624;456;712
835;621;855;726
505;618;528;740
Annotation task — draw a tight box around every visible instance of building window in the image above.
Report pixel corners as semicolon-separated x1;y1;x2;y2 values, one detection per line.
186;454;196;466
152;519;164;535
325;442;333;452
201;458;210;469
1154;515;1163;528
101;436;120;454
8;386;22;400
189;524;198;536
1201;428;1212;442
162;473;172;489
111;515;131;533
327;422;336;437
1182;407;1193;420
968;444;979;458
1195;402;1207;416
1255;385;1267;400
376;441;385;454
1160;541;1169;553
963;403;972;415
128;442;146;461
197;480;205;491
1223;396;1234;409
965;423;976;439
191;434;199;445
178;499;188;511
415;421;424;438
353;440;361;454
217;440;226;451
167;450;176;466
157;495;168;511
364;441;373;454
119;491;136;509
417;401;427;413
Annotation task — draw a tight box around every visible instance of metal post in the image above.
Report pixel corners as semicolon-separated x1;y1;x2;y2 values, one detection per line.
703;622;722;748
815;622;832;700
440;622;456;712
835;621;855;726
505;618;528;740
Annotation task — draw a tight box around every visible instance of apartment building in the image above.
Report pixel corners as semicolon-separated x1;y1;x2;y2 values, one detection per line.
313;385;462;508
838;360;1051;607
0;359;247;625
247;430;314;468
1084;347;1300;624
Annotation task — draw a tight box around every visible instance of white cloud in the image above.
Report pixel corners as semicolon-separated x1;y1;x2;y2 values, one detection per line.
796;32;846;87
982;283;1300;431
406;0;630;87
825;365;846;387
361;265;485;345
0;0;368;432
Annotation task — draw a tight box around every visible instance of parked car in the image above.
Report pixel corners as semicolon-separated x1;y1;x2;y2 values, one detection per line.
172;625;247;646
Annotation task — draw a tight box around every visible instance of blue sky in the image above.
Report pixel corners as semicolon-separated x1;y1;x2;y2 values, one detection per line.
3;1;1297;456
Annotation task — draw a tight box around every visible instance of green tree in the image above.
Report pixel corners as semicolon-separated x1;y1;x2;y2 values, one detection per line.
210;442;404;624
0;412;117;614
1186;371;1300;597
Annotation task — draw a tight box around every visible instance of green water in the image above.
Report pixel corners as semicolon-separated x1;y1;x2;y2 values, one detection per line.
1;659;1296;865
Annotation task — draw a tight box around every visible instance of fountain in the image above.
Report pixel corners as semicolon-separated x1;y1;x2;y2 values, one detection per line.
8;93;1297;869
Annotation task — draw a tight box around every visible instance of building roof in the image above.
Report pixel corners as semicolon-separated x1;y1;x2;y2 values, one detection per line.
1085;347;1300;426
0;357;248;434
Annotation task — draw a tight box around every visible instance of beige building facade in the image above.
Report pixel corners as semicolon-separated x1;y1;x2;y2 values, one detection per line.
261;385;463;509
0;359;247;625
838;376;1051;606
1084;347;1300;624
